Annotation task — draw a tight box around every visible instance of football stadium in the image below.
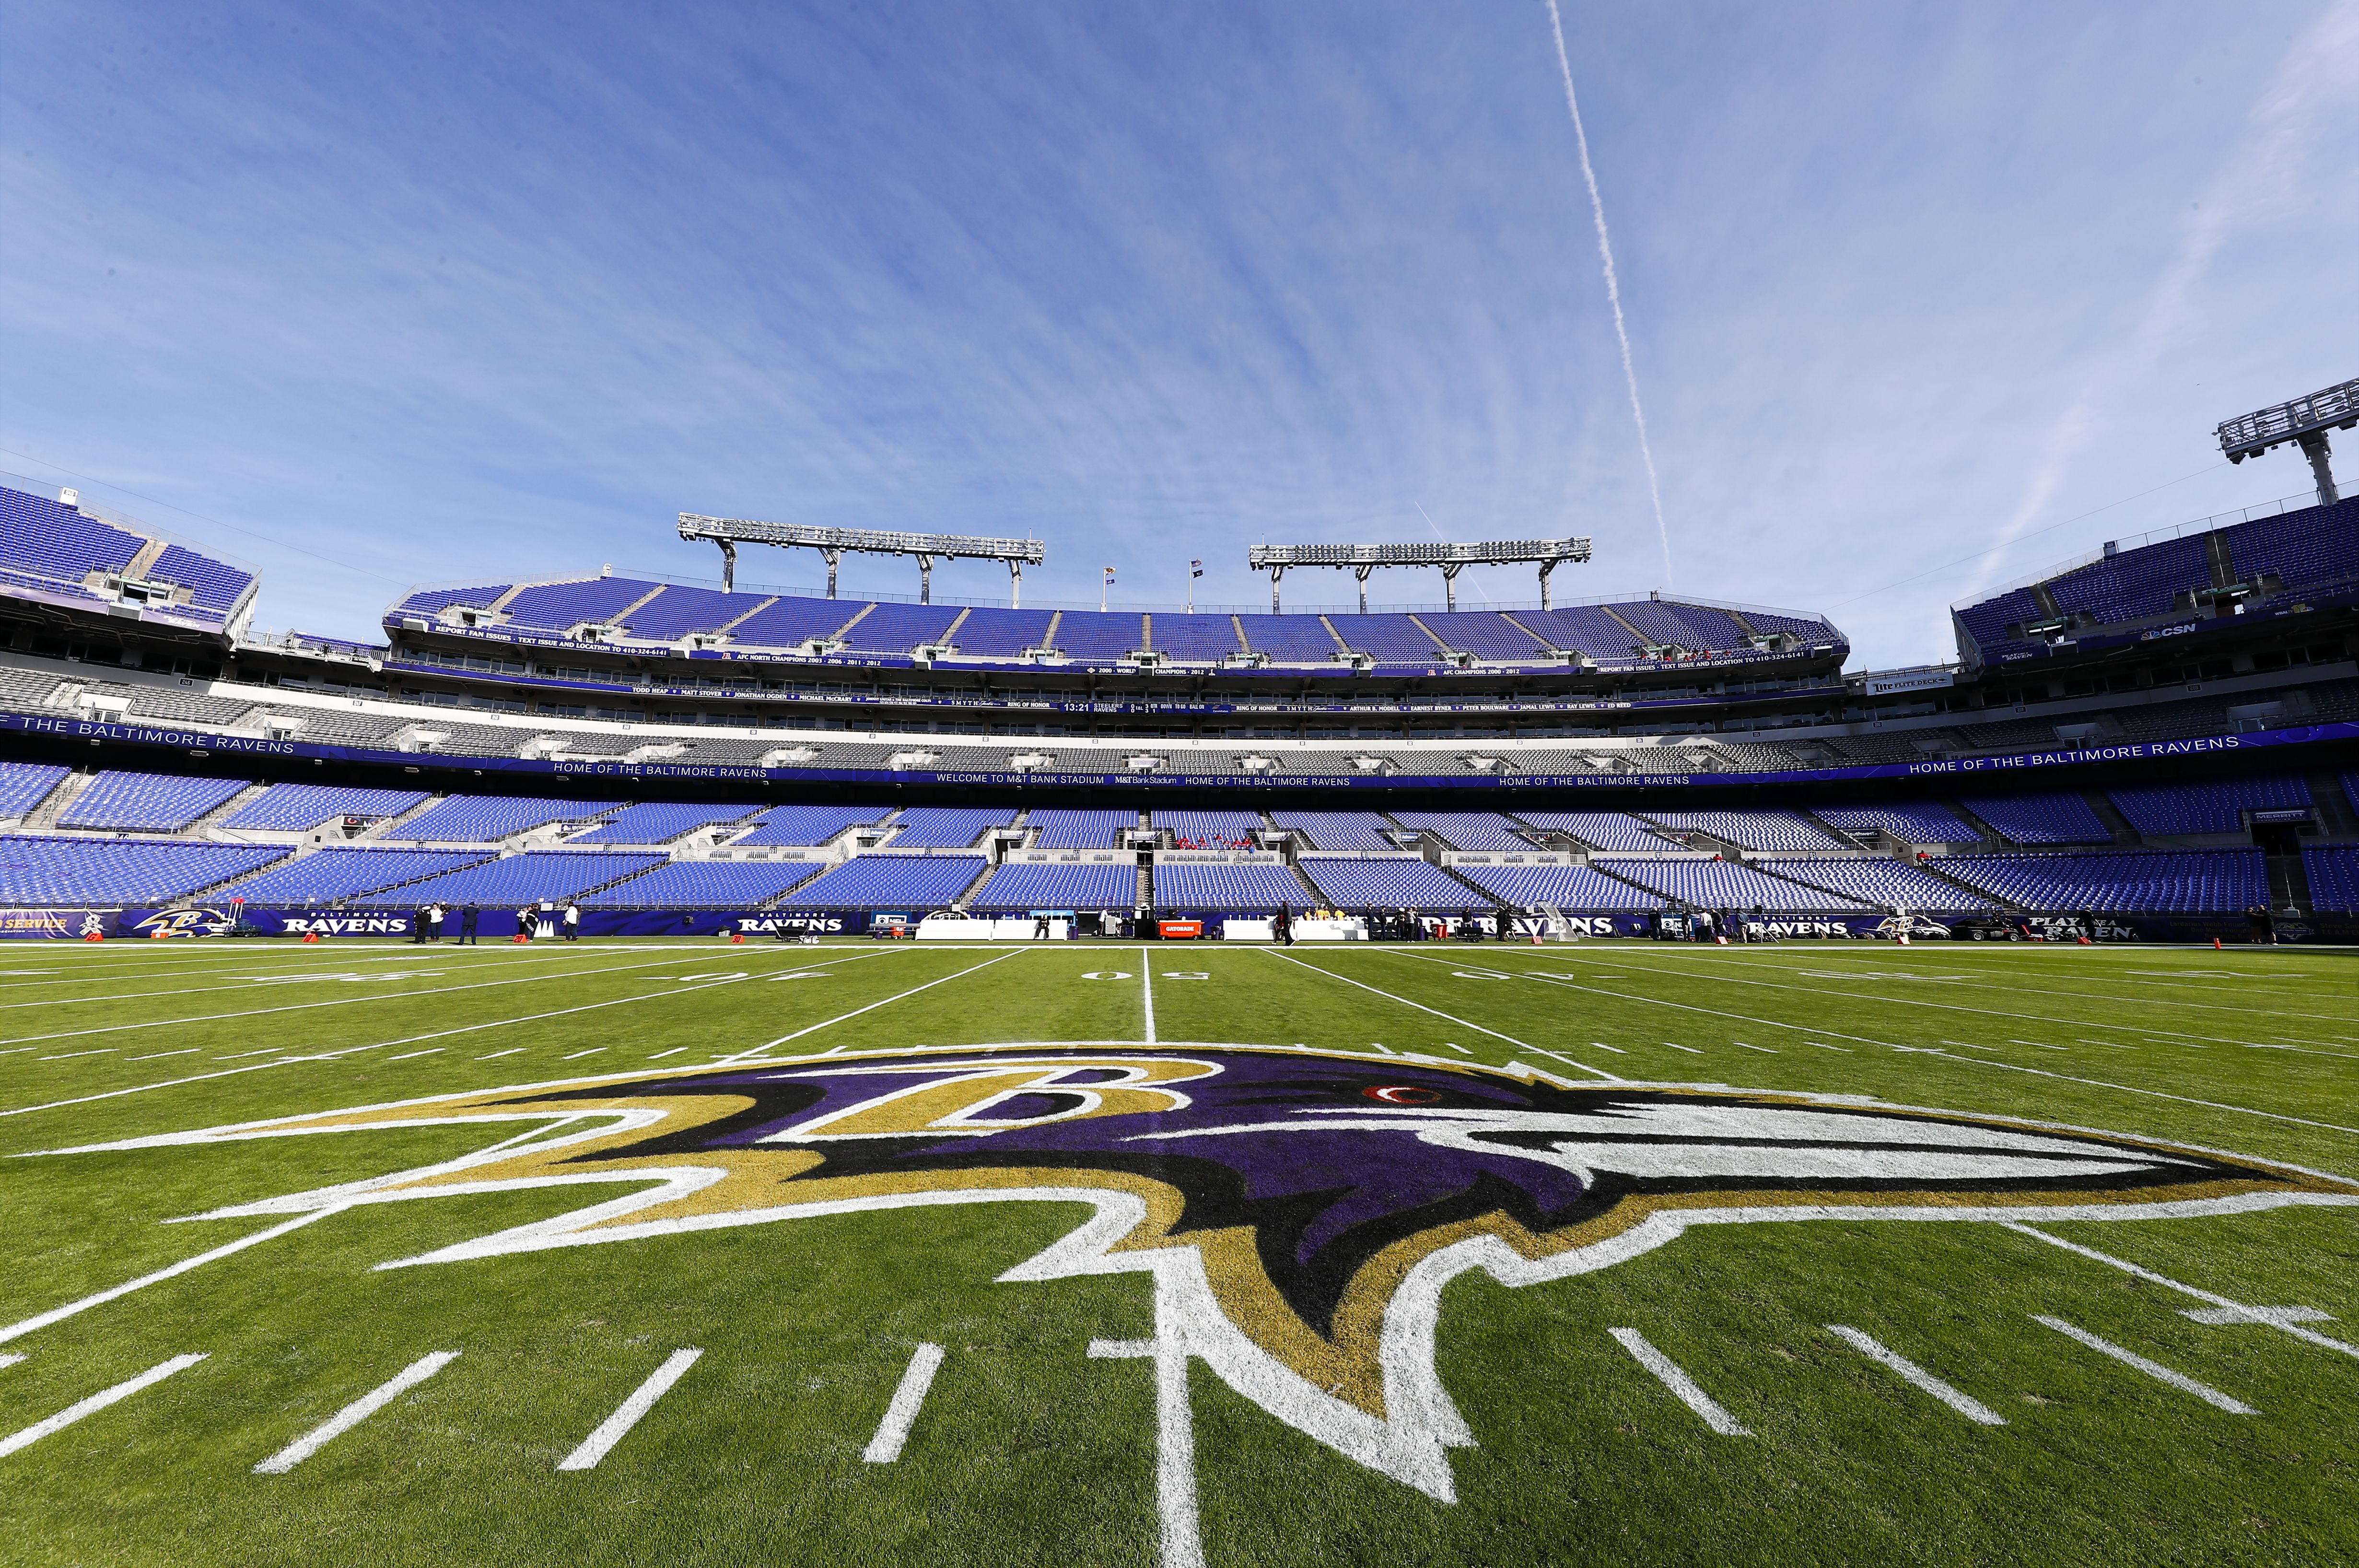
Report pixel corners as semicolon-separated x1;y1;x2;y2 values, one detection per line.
5;9;2358;1567
0;424;2354;1564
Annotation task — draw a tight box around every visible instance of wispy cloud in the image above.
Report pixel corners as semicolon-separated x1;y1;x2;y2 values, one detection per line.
3;1;2353;663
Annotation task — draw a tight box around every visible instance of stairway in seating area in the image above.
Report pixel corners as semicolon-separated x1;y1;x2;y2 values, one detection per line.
19;769;95;831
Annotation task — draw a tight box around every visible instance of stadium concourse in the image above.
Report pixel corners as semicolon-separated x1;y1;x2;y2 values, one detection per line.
0;470;2356;945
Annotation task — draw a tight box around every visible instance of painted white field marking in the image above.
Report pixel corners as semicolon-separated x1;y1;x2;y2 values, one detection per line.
1514;948;2356;1052
557;1348;702;1471
1586;1041;1630;1055
255;1351;462;1472
646;1048;688;1059
0;1210;341;1347
862;1343;946;1463
1442;1042;1473;1055
1091;1336;1205;1568
2030;1317;2254;1414
746;950;1023;1057
1160;972;1209;980
1608;1328;1749;1435
385;1049;445;1061
2012;1040;2068;1052
127;1049;199;1061
1142;964;1157;1045
2002;1224;2358;1361
1661;1041;1705;1055
1081;971;1134;981
0;970;786;1120
561;1049;607;1061
1261;949;1607;1075
216;1047;285;1060
1930;1053;2359;1138
1527;1048;1618;1077
1941;1040;2003;1052
1404;953;2359;1138
0;948;741;1050
0;1353;208;1458
1825;1326;2005;1424
35;1049;115;1060
476;1049;526;1060
0;1353;20;1370
1732;1041;1777;1053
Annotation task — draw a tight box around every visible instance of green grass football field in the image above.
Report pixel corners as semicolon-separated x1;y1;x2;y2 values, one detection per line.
0;935;2353;1568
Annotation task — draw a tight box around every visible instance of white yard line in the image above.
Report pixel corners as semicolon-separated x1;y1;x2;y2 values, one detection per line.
861;1343;946;1463
557;1348;702;1471
1608;1328;1748;1435
0;948;759;1050
1394;953;2359;1139
2001;1224;2358;1361
0;1353;208;1458
1090;1329;1205;1568
743;951;1022;1056
1516;949;2355;1053
2030;1317;2254;1414
0;973;777;1120
1825;1325;2005;1424
0;1210;340;1346
1258;950;1610;1076
254;1351;462;1472
1142;965;1157;1045
1924;1052;2359;1138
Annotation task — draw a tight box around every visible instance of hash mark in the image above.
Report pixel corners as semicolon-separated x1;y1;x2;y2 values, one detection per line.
557;1348;702;1471
561;1049;607;1060
1661;1042;1705;1054
255;1351;462;1473
385;1049;444;1061
1825;1326;2004;1425
1807;1042;1853;1053
646;1048;689;1059
2030;1317;2254;1414
1608;1329;1748;1435
1587;1041;1630;1054
863;1344;946;1463
127;1049;199;1061
0;1354;209;1458
475;1049;526;1059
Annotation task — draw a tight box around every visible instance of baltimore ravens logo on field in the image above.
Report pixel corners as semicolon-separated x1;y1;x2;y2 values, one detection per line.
35;1044;2359;1497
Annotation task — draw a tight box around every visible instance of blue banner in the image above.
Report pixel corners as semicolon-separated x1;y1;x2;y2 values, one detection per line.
4;710;2348;793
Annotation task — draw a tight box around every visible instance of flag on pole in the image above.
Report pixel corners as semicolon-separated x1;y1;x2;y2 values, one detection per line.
1190;560;1203;578
1102;565;1115;612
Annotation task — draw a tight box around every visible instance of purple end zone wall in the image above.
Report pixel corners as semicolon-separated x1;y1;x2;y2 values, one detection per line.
5;905;2346;944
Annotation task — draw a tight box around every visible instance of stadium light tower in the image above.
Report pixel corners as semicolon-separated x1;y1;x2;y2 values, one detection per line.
1245;538;1592;614
2216;376;2357;506
677;515;1046;605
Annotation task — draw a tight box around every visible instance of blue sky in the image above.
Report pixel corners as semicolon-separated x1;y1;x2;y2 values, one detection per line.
5;1;2355;667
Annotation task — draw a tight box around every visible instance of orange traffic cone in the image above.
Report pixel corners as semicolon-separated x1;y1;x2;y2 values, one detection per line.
2213;937;2222;950
301;931;321;944
730;932;745;945
83;930;104;942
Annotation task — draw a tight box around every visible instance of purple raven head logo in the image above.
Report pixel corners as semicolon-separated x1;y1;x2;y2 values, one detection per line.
42;1044;2359;1496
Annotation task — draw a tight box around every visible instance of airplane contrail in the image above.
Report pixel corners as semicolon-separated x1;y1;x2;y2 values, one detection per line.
1544;0;1673;589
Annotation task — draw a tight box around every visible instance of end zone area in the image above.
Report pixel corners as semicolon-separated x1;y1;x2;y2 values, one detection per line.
1;938;2353;1566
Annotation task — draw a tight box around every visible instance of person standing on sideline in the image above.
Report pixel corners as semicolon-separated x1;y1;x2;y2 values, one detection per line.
459;902;479;945
516;904;534;940
1034;912;1049;941
1274;902;1294;947
411;905;429;944
427;902;445;942
563;900;581;942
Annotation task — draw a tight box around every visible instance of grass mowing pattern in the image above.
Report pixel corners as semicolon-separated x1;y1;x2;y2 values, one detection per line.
0;937;2352;1566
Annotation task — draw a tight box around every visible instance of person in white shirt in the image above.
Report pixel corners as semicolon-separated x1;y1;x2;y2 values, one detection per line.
563;901;581;941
